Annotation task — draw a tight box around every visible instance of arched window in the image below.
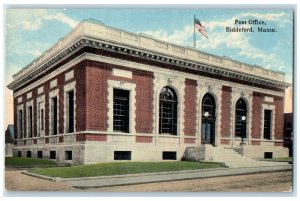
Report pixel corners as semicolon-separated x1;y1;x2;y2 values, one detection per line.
235;98;247;138
201;93;216;145
159;87;178;135
202;93;216;117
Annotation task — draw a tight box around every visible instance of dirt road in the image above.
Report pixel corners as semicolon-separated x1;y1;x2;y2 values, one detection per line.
5;168;292;193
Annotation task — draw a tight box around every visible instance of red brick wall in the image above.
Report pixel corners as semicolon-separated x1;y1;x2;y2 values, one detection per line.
221;139;230;145
85;64;110;131
13;65;79;138
136;136;152;143
251;141;261;145
76;134;107;141
133;71;154;133
274;96;284;140
74;64;86;132
85;60;154;133
58;73;65;134
251;92;263;139
44;83;50;136
252;92;285;144
184;138;196;144
221;86;232;137
184;79;197;136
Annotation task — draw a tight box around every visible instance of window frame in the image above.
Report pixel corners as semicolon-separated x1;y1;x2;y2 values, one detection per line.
159;86;178;135
263;109;272;140
37;96;45;137
17;107;24;139
235;98;247;138
113;88;130;133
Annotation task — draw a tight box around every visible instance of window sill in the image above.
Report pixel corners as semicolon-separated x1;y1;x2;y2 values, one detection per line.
159;134;180;138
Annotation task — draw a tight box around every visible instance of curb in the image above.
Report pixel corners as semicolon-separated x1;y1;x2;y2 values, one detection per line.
70;165;292;189
21;171;60;182
22;164;292;188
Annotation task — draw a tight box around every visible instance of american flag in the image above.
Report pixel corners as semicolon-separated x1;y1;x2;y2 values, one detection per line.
195;18;208;39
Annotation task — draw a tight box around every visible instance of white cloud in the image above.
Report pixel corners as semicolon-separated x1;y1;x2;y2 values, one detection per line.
7;9;79;31
7;41;50;58
144;25;193;45
44;13;78;28
241;12;290;22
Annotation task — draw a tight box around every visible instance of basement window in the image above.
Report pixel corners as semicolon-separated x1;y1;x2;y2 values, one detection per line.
65;151;72;160
264;152;273;159
162;151;177;160
37;151;43;159
27;151;32;158
114;151;131;160
17;151;22;157
50;151;56;159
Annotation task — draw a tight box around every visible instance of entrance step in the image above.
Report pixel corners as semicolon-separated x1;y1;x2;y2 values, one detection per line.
210;147;289;168
181;145;289;168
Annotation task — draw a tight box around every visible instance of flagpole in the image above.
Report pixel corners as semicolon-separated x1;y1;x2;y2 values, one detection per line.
193;15;196;48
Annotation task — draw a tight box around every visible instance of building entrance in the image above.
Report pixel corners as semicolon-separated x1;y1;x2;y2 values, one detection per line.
201;93;216;146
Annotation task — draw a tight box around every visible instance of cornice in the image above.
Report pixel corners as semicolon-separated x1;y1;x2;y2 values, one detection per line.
8;37;291;91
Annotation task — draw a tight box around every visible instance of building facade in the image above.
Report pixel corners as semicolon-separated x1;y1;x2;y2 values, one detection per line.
8;19;289;164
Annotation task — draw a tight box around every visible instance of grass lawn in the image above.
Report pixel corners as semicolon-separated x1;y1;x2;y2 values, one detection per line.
5;157;57;168
30;161;224;178
260;157;292;162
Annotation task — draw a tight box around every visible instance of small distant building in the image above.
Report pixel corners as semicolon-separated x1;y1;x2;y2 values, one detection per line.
5;124;14;156
283;113;293;156
5;124;14;144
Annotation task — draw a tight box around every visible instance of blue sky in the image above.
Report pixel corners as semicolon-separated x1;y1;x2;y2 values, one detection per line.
5;8;293;84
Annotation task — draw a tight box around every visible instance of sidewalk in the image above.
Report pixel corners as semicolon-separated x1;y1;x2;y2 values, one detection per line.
22;164;292;189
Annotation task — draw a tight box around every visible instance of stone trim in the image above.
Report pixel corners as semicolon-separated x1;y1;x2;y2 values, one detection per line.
64;81;76;134
49;88;59;136
12;53;286;98
36;95;45;137
153;72;185;143
261;104;276;140
26;92;32;99
17;104;24;139
8;37;289;91
17;97;23;103
112;68;132;79
231;87;253;146
25;100;34;138
65;70;74;81
107;80;136;134
196;81;222;146
50;79;57;89
38;86;44;94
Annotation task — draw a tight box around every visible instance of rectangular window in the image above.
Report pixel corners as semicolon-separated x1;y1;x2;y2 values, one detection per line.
17;151;22;157
50;151;56;159
114;151;131;160
51;97;58;135
65;151;72;160
113;89;130;133
28;106;33;138
38;102;45;137
162;151;177;160
37;151;43;159
67;91;74;133
264;152;273;159
263;110;272;140
27;151;32;158
41;109;44;131
18;110;23;139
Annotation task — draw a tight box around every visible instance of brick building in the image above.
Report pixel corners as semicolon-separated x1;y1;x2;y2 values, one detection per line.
8;19;290;164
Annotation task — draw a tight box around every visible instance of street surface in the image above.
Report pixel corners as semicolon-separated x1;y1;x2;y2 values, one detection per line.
5;168;292;192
